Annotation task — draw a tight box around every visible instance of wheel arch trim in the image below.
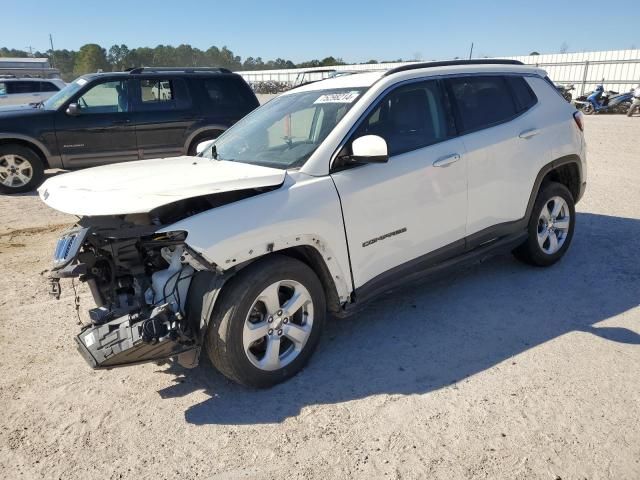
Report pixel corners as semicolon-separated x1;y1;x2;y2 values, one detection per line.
0;133;57;168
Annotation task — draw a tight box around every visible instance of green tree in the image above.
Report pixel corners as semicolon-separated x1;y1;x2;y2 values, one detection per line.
108;44;131;71
74;44;109;75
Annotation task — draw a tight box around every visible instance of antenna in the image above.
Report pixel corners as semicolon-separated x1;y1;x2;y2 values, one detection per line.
469;42;474;60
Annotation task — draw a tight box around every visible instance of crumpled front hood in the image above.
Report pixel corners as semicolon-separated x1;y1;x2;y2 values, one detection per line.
39;156;287;216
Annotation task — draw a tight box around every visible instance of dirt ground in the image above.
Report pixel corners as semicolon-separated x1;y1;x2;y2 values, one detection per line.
0;115;639;480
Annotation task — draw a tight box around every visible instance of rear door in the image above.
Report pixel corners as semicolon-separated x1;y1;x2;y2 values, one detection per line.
445;75;548;244
130;77;194;159
54;78;138;167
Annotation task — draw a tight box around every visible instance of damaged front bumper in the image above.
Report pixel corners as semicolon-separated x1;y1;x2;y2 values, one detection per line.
48;221;216;370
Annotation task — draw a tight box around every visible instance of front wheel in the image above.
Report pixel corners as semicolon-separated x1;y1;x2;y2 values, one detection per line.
513;182;576;267
205;255;326;388
0;144;45;194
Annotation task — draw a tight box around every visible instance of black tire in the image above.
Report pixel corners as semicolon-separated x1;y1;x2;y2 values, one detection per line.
0;144;45;194
205;254;326;388
513;182;576;267
187;131;223;156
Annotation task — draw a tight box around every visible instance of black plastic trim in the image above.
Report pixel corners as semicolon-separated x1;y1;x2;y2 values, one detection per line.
384;59;524;76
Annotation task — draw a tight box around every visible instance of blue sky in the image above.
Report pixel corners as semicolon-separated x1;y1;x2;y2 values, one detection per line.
4;0;637;62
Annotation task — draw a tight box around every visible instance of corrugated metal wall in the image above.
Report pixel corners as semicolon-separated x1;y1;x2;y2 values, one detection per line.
237;49;640;98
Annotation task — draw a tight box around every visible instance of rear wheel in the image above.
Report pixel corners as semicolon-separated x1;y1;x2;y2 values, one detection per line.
205;255;326;388
582;103;595;115
513;182;575;267
0;144;45;194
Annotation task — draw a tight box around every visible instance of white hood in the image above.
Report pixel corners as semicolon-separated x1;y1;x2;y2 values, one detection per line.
38;157;286;216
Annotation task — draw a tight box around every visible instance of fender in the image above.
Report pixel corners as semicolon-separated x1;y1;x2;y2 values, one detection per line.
161;172;354;304
0;132;60;168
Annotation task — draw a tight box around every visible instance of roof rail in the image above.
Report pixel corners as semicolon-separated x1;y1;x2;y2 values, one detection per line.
127;66;232;74
384;59;525;76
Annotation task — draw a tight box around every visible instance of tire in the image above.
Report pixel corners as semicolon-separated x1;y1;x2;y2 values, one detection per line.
187;131;222;156
0;144;45;194
582;103;595;115
513;182;576;267
205;254;326;388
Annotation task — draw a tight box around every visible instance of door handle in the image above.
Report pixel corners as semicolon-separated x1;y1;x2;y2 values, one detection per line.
112;119;131;125
518;128;540;139
433;153;461;167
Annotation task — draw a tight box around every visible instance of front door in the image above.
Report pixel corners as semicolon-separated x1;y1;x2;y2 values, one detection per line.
130;77;194;158
331;79;468;289
54;79;137;168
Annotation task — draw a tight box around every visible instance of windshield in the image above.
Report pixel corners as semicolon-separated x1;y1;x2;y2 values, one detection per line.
202;88;365;169
43;77;88;110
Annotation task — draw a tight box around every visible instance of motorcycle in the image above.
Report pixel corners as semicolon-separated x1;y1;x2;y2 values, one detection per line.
555;84;575;102
574;88;633;114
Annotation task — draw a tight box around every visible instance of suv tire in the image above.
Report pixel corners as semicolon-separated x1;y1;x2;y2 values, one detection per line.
205;255;326;388
0;144;45;194
513;181;576;267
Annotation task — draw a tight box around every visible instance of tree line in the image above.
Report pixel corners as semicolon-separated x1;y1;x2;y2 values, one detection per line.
1;44;394;81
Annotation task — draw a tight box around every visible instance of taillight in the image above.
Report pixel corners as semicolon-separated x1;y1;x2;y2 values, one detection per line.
573;111;584;132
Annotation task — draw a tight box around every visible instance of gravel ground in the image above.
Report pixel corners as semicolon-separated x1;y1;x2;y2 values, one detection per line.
0;115;639;480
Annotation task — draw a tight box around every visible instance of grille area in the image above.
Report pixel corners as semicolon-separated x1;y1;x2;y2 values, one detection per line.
52;228;89;269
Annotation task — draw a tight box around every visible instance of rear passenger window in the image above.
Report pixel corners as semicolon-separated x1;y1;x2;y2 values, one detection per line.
354;80;452;156
138;78;191;110
505;76;537;112
447;76;517;132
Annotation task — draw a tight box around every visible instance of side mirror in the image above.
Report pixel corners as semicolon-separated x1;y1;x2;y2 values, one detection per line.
66;103;81;116
350;135;389;163
196;139;215;155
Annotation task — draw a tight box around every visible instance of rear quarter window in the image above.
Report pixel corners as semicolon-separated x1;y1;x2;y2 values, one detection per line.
505;76;537;112
447;76;517;132
40;81;60;92
202;77;258;112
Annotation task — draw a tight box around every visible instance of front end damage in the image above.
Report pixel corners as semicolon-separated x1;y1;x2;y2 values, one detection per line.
49;215;220;370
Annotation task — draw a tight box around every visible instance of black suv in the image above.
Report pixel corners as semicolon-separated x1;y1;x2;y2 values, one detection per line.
0;67;259;193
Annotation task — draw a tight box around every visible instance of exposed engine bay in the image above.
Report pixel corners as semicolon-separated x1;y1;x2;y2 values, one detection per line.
46;193;253;370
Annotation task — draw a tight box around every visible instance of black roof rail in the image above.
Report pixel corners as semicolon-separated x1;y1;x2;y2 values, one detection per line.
384;59;525;76
127;66;232;74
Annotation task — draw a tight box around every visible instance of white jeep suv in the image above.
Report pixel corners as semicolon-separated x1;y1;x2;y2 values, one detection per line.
40;60;586;388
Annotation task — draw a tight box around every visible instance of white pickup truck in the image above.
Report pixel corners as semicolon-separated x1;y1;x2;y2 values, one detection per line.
40;60;586;388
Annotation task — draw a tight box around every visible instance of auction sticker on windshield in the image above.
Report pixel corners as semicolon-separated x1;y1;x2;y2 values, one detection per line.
314;91;360;104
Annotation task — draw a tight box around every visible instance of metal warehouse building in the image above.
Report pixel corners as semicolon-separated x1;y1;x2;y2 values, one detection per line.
238;49;640;99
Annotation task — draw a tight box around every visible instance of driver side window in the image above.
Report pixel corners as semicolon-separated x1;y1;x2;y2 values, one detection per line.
77;80;129;113
354;80;452;156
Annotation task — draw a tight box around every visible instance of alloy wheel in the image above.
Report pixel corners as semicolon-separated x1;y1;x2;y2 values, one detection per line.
242;279;314;371
0;154;33;188
537;196;571;254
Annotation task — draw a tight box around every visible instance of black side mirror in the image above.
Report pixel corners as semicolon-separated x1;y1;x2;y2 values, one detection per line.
66;103;81;116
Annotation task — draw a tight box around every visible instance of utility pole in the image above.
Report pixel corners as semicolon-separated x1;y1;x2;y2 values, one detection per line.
469;42;474;60
49;34;55;67
25;45;34;57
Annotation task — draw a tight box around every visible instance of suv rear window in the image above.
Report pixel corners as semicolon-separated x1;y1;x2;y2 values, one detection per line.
447;76;517;132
